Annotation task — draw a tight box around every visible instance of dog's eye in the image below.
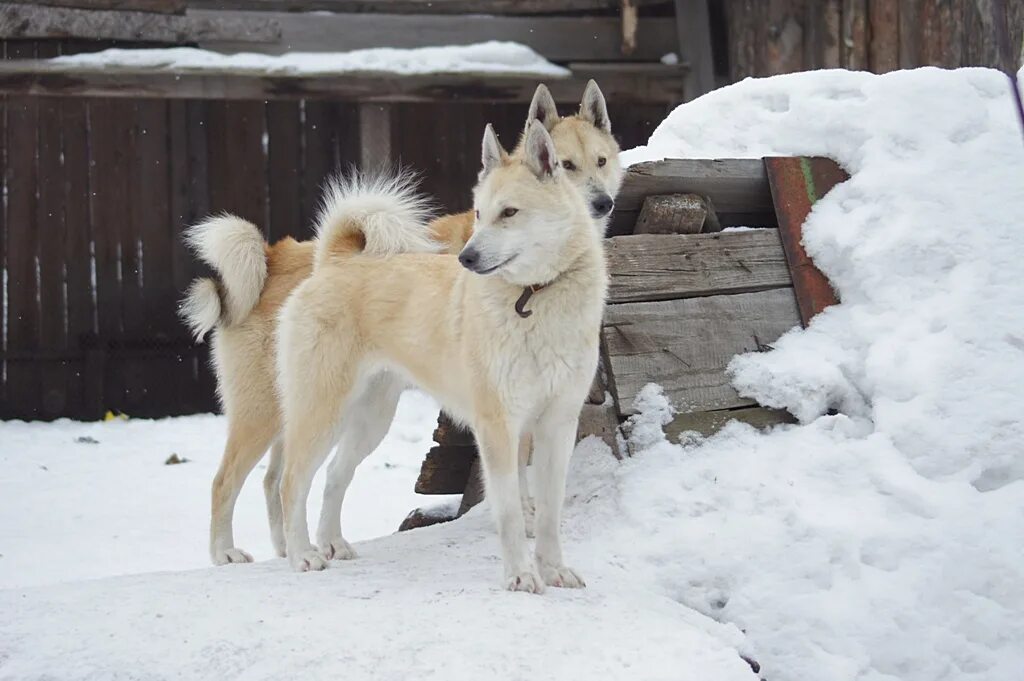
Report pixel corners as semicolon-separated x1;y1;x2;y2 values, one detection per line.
501;207;519;218
561;160;576;171
597;156;607;167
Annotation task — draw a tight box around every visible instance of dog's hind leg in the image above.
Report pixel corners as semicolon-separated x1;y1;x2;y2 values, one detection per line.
263;439;287;557
210;412;279;565
316;373;405;561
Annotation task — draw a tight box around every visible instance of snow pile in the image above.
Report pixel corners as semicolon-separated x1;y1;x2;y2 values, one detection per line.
51;42;569;77
618;67;1024;679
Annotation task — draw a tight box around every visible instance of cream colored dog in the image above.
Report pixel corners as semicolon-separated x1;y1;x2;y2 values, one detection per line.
181;81;622;568
276;121;607;592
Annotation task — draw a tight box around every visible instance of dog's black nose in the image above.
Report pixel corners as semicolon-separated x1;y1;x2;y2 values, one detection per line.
458;247;480;270
591;194;614;217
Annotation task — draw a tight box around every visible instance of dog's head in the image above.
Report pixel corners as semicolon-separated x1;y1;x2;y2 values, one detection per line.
524;80;624;230
460;121;589;286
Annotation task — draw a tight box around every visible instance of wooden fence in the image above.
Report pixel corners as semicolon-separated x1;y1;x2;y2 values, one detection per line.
0;38;667;421
721;0;1024;78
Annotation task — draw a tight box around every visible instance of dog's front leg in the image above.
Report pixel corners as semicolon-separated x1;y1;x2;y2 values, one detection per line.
532;404;586;589
518;432;535;538
476;420;544;593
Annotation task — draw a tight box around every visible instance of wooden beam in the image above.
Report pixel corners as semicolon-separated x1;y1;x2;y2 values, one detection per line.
634;193;716;234
415;445;477;495
195;11;678;63
0;60;685;103
764;156;846;327
610;158;775;234
31;0;186;13
603;288;801;416
0;3;279;42
606;230;792;304
359;103;392;171
663;406;794;442
674;0;715;99
184;0;671;15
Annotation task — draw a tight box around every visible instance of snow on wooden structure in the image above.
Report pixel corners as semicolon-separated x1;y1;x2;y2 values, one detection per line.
408;156;849;526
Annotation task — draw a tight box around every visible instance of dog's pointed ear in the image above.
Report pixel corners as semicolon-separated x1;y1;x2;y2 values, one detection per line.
522;119;557;179
579;79;611;134
480;124;507;178
526;84;559;132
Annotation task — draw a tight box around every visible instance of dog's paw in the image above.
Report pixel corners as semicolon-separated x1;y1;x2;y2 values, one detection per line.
321;536;358;561
539;563;586;589
505;568;546;594
289;548;328;572
522;497;536;538
212;547;253;566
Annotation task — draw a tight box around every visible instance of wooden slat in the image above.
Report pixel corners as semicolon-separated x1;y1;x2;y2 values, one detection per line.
3;41;41;418
610;158;775;235
207;100;268;228
185;0;668;14
0;42;6;409
675;0;715;99
88;98;134;411
764;0;805;74
197;11;677;63
606;230;792;304
35;41;67;418
868;0;900;72
299;100;336;234
919;0;963;68
61;96;95;419
764;156;846;327
603;288;801;416
841;0;868;69
32;1;186;13
0;61;686;104
265;100;302;242
0;4;279;42
898;0;920;68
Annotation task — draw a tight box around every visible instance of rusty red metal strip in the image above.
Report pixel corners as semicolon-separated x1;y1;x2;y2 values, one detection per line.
764;156;848;327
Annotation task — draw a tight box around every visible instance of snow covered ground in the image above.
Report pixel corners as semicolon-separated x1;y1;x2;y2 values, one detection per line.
2;66;1024;680
51;42;570;77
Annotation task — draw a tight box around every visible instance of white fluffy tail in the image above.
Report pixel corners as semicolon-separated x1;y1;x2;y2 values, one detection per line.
314;168;438;270
180;214;268;341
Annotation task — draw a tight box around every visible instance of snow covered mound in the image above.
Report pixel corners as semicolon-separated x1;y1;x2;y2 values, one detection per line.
51;42;570;77
617;67;1024;680
626;67;1024;486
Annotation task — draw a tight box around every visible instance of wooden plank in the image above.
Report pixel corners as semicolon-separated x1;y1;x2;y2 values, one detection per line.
0;42;6;410
88;98;134;412
35;41;68;418
842;0;869;69
823;0;842;68
869;0;900;72
0;4;279;42
359;103;392;173
765;0;805;74
206;100;267;228
918;0;963;68
675;0;715;99
610;158;775;235
764;156;847;327
663;406;795;442
3;40;42;419
265;100;302;242
603;288;801;416
32;1;186;13
0;61;686;104
300;100;336;234
185;0;668;13
898;0;920;68
61;95;95;419
606;231;792;304
197;11;677;63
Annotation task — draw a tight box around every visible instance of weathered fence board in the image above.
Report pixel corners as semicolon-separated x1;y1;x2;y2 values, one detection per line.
603;287;801;416
185;0;666;13
0;3;280;42
198;11;677;63
606;230;792;304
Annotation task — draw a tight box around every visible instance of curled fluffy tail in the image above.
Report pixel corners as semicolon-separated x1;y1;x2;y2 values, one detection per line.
314;168;438;270
179;214;268;342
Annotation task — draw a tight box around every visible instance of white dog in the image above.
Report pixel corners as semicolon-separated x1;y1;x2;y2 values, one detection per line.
275;121;608;592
